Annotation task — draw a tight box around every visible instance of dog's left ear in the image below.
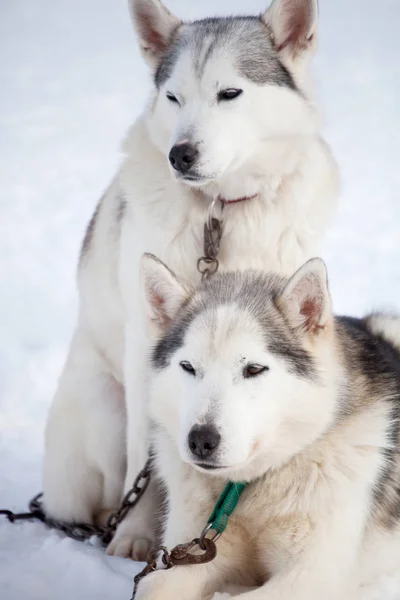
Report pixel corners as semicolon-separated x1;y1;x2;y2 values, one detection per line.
129;0;181;68
277;258;332;335
141;253;190;332
263;0;318;61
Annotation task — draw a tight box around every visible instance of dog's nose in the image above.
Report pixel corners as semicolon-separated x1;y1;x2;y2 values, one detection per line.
188;425;221;459
169;143;199;173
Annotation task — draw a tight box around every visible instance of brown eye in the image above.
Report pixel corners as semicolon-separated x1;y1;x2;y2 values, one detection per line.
167;92;180;105
243;364;269;379
180;361;196;376
218;88;243;102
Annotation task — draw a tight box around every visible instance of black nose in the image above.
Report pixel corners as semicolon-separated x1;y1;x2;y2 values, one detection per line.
169;143;199;173
188;425;221;459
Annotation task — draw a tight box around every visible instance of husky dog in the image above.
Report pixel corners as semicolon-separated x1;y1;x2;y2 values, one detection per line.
140;253;400;600
43;0;339;559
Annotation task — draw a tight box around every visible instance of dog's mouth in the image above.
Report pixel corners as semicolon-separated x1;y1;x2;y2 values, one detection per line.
175;171;260;205
181;174;204;182
178;174;214;188
193;462;229;471
220;194;259;205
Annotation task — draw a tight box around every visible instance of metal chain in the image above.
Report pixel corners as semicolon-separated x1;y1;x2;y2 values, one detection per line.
1;201;224;581
130;478;248;599
131;538;217;600
101;458;152;544
197;199;224;281
131;547;172;600
1;493;105;542
0;458;152;545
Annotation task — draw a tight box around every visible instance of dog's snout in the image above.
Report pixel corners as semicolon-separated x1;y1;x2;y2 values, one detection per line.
188;425;221;459
169;143;199;173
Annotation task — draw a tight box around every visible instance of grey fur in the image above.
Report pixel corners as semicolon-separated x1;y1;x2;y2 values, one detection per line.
152;271;315;378
337;315;400;530
80;188;126;265
116;190;127;223
152;267;400;532
155;17;296;90
80;197;103;263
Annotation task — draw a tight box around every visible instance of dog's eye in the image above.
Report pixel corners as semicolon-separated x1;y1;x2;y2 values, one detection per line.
180;361;196;376
243;364;269;379
218;88;243;102
167;92;180;105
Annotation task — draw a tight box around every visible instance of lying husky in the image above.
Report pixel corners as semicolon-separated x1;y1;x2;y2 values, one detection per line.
43;0;339;558
140;253;400;600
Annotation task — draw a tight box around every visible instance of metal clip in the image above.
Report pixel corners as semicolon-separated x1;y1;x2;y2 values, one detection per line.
197;199;224;281
204;217;223;260
197;256;219;280
169;537;217;566
199;522;221;547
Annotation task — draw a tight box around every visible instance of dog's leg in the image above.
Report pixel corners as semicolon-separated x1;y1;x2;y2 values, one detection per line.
134;564;220;600
132;504;236;600
43;328;126;526
221;499;365;600
106;475;160;560
130;472;237;600
106;318;158;560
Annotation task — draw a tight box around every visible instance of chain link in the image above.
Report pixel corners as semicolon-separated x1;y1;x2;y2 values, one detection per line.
1;202;225;590
101;458;152;544
1;493;105;542
197;200;224;281
0;459;152;545
197;217;223;281
131;539;217;600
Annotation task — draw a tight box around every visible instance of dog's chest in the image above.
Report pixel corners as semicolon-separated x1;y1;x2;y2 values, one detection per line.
225;486;312;578
156;436;316;586
122;195;309;294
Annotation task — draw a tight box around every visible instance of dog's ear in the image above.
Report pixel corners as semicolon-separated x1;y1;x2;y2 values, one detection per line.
277;258;332;335
141;253;190;331
129;0;181;68
263;0;318;61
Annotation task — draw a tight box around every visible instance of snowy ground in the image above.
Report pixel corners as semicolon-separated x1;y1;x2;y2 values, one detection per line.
0;0;399;598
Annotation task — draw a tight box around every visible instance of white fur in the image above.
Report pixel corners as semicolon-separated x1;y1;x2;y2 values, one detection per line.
138;257;400;600
43;0;339;559
367;314;400;352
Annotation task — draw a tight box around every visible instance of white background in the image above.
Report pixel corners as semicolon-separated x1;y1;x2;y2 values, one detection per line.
0;1;399;598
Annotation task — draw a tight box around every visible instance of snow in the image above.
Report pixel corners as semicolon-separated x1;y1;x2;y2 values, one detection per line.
0;0;399;598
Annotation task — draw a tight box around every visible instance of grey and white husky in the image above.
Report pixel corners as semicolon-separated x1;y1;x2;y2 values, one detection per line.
140;253;400;600
43;0;338;559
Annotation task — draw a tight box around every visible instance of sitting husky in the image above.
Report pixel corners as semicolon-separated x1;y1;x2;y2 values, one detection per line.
43;0;339;559
140;253;400;600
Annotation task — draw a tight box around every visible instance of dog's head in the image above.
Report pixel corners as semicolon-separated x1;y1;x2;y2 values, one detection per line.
130;0;320;201
142;254;339;481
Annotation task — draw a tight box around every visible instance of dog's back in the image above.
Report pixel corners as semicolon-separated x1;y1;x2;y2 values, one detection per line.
339;314;400;380
335;314;400;533
365;314;400;355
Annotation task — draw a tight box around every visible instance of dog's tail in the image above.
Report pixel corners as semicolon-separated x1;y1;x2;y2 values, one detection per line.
365;313;400;353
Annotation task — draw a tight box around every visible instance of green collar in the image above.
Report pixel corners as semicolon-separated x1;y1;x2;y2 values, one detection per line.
207;481;248;536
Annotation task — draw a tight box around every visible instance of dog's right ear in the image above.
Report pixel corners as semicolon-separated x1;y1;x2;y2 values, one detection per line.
141;253;190;331
263;0;318;62
276;258;332;336
129;0;181;68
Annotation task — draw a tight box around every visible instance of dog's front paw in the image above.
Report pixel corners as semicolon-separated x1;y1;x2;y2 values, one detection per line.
133;568;203;600
106;510;155;561
133;570;167;600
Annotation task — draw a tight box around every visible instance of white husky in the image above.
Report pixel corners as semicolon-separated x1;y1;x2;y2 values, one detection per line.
43;0;339;559
139;253;400;600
